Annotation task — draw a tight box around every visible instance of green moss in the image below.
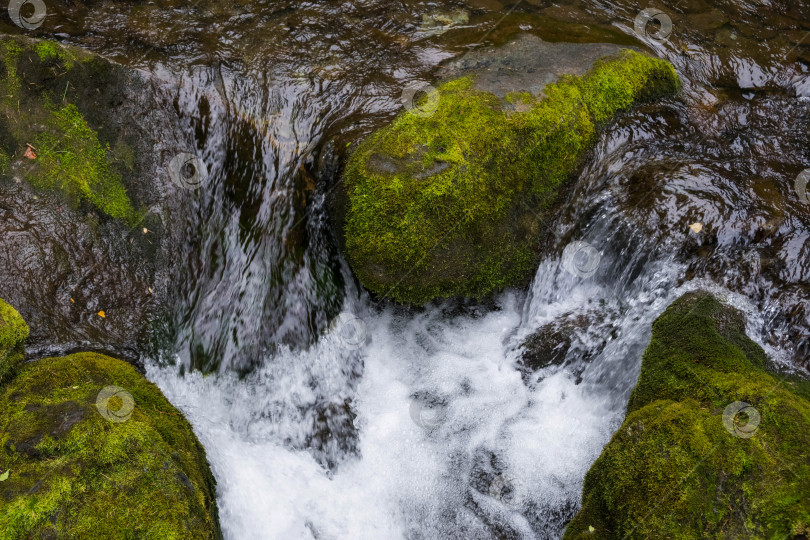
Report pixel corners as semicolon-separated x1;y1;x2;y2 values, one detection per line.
0;40;22;107
34;40;62;62
344;50;680;304
0;299;28;387
564;293;810;539
0;36;137;224
30;103;137;222
0;352;222;539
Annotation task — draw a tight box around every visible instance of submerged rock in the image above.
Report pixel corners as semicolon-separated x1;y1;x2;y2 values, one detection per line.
564;292;810;539
518;310;606;384
0;300;222;538
343;35;680;304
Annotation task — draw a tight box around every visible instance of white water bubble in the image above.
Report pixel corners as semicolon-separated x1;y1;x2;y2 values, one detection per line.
401;82;440;118
722;401;760;438
333;312;368;350
562;241;601;278
168;152;209;190
488;473;527;510
96;385;135;423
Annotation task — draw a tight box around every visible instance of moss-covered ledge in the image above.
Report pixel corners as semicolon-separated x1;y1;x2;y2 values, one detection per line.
0;298;28;386
343;45;679;304
564;292;810;539
0;35;139;223
0;300;222;539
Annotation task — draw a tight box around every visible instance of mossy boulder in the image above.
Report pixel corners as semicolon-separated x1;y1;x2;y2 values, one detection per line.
0;299;221;538
0;350;222;539
0;298;28;386
564;292;810;539
343;35;680;304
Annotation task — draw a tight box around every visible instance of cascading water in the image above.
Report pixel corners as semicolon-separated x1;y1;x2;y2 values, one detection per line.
17;0;806;537
145;24;806;540
146;231;786;539
142;68;801;535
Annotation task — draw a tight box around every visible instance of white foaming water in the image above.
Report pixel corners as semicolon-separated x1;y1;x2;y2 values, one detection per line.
145;248;697;540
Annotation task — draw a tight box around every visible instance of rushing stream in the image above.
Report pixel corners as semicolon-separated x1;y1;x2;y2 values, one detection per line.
6;0;809;537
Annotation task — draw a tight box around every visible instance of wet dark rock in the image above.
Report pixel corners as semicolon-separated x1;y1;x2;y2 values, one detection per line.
520;314;587;371
303;398;359;472
518;311;607;384
606;91;810;371
0;35;187;364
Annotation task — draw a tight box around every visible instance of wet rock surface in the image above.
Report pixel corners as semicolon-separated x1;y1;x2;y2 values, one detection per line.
0;35;186;364
436;34;639;98
518;310;607;384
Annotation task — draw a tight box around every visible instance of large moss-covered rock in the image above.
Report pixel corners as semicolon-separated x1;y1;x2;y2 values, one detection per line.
0;302;222;539
0;298;28;385
564;292;810;539
0;352;222;539
343;36;680;304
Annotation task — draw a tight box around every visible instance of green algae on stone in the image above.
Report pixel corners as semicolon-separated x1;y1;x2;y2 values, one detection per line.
563;292;810;539
343;48;679;304
0;36;137;223
0;298;28;386
0;352;222;539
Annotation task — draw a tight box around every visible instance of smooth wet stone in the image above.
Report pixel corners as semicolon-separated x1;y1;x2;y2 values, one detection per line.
435;34;641;98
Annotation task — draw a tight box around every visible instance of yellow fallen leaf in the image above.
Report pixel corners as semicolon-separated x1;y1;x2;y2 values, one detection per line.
143;228;149;234
588;526;595;533
70;298;75;303
0;470;9;482
98;311;106;318
689;222;703;233
148;287;154;294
